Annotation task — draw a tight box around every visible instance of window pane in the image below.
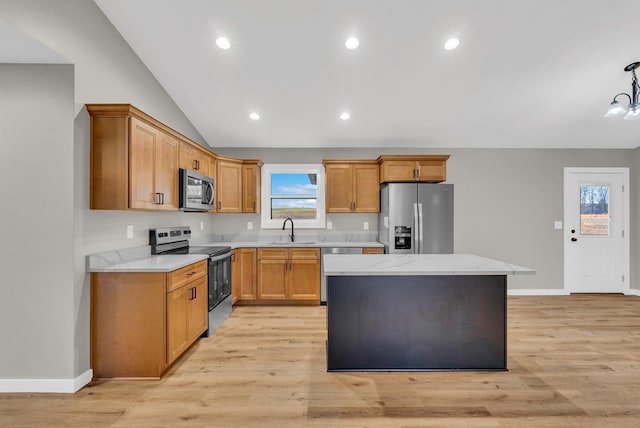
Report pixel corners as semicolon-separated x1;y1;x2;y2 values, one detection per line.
271;173;317;197
580;186;609;236
271;198;317;219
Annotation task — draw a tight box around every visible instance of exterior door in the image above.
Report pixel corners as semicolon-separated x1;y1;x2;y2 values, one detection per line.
563;168;629;293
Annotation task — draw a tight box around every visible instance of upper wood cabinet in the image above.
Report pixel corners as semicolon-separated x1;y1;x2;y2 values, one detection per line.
87;104;262;213
323;160;380;213
179;140;214;178
377;155;449;183
216;157;243;213
129;117;179;210
242;160;263;213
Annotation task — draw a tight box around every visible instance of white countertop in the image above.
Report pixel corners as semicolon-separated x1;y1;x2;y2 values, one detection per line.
205;241;383;249
89;254;209;273
323;254;535;276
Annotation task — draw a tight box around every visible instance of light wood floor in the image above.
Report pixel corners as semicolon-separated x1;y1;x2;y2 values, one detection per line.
2;294;640;427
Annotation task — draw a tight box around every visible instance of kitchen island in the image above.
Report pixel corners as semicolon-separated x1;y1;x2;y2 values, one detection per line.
322;254;534;372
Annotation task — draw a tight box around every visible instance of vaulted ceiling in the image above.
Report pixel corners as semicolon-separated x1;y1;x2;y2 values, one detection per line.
13;1;640;149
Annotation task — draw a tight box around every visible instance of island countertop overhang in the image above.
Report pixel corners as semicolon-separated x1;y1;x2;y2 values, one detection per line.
322;253;535;276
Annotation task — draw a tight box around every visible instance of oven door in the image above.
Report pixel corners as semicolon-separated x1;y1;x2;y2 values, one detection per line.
208;252;232;310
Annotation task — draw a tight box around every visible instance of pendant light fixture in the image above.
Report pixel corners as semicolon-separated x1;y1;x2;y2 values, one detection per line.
605;61;640;120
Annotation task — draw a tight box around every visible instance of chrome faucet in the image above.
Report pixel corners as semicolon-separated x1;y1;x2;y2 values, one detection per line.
282;217;294;242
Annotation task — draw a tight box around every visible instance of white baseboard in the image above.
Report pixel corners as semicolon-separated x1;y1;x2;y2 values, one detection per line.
625;289;640;297
508;289;570;296
0;369;92;393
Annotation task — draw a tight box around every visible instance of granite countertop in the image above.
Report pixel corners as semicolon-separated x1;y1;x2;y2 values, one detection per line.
322;253;535;276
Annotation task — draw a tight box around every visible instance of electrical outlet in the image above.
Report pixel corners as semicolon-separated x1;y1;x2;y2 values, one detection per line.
200;221;204;231
247;221;253;230
363;221;369;230
126;225;134;239
327;221;333;230
554;221;563;230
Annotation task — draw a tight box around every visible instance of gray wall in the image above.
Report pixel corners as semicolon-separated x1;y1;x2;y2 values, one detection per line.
0;64;75;378
1;0;215;383
215;147;638;291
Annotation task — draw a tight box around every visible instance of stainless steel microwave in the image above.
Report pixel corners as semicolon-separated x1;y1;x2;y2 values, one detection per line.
179;168;215;211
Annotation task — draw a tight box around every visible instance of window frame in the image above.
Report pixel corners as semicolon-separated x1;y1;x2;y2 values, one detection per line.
260;164;326;229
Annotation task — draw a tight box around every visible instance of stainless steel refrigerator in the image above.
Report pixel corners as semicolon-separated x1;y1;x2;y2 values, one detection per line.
379;183;453;254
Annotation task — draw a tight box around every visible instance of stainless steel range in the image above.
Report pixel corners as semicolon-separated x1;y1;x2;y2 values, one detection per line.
150;226;232;337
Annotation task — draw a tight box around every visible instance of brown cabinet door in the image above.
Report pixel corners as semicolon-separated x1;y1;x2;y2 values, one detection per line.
257;259;287;299
325;163;354;213
416;159;446;182
188;276;208;340
353;164;379;212
179;141;210;176
166;284;190;365
287;248;320;301
238;248;257;301
129;117;158;209
217;159;242;213
287;259;320;301
242;164;260;213
379;160;418;182
231;250;240;304
155;131;179;210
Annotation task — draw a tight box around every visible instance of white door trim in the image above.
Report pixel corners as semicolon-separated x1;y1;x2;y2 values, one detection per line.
563;167;630;293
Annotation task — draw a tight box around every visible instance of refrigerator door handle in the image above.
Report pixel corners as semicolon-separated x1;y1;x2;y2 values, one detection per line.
418;202;424;253
413;203;419;254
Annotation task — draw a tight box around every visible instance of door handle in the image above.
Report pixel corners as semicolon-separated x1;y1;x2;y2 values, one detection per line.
571;237;578;242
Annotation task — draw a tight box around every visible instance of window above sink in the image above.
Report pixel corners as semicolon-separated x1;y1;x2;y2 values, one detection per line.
261;164;326;229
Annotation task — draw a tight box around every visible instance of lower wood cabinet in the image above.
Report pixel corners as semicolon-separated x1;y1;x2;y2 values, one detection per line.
363;247;384;254
245;247;320;305
91;260;208;379
231;248;257;304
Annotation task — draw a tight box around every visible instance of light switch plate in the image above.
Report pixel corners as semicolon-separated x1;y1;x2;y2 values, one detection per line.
327;221;333;230
247;221;253;230
200;221;204;231
363;221;369;230
126;225;134;239
554;221;563;230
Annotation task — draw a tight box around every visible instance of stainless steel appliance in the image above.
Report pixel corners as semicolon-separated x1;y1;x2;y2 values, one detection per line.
320;247;362;304
150;226;231;337
379;183;453;254
179;168;215;211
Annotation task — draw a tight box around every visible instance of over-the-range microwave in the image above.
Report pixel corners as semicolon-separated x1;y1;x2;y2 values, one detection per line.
179;168;215;211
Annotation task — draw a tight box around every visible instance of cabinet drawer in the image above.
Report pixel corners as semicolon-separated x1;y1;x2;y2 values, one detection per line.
290;248;320;260
258;248;288;260
167;260;207;292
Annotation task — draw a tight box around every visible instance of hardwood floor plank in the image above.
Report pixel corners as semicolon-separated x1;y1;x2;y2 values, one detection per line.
1;295;640;427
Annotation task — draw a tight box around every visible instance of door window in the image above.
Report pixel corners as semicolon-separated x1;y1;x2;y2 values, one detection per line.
579;185;609;236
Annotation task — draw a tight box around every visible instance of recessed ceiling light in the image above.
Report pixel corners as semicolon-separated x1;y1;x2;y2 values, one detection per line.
345;37;359;50
444;38;460;50
216;37;231;50
249;112;260;120
340;112;351;120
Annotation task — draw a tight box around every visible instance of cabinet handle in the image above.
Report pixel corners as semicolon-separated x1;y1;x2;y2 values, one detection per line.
231;253;236;262
186;271;197;276
193;159;198;170
161;193;165;205
218;201;222;209
193;287;197;299
155;192;162;204
416;167;420;178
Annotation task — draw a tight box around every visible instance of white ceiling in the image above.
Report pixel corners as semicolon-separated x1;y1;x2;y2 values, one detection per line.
93;1;640;149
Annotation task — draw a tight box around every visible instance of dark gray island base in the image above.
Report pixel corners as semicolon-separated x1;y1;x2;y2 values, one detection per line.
326;274;507;371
